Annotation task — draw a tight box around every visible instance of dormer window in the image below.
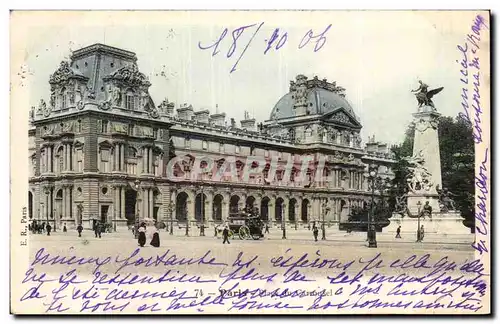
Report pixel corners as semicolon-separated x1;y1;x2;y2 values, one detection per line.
60;87;67;109
126;90;135;110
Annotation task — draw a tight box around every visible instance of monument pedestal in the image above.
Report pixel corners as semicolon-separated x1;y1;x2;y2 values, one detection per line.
385;212;471;235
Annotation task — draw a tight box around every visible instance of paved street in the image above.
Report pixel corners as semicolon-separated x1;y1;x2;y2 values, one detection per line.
21;228;481;315
27;227;475;278
31;226;475;249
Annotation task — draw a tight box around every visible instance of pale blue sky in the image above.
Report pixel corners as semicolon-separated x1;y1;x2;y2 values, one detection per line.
17;11;482;145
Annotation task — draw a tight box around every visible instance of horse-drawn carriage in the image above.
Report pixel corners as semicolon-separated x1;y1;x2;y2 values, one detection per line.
216;208;265;240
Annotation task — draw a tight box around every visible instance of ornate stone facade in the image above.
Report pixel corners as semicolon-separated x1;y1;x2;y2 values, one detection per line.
28;44;395;231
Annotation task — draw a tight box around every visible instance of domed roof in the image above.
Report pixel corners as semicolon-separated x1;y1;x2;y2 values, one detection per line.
269;76;360;122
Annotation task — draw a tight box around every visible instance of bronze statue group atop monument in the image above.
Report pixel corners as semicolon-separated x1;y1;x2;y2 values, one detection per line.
386;81;470;235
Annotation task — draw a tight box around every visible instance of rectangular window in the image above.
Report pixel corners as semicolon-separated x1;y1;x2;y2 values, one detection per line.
61;94;67;109
153;128;158;139
185;138;191;148
101;120;108;133
235;145;241;154
128;125;135;136
77;120;82;133
126;95;135;110
202;141;208;150
101;149;110;162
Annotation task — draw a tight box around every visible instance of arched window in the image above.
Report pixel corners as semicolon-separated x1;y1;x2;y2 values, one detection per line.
57;146;64;172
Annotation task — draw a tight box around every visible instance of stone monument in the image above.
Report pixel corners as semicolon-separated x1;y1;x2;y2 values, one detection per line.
386;81;470;235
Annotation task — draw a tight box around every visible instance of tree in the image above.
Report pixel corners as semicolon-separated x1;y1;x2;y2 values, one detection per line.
391;114;475;231
347;199;391;232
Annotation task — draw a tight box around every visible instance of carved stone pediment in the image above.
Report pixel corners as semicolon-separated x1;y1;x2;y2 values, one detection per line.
321;108;360;128
49;61;87;85
105;64;151;87
331;112;351;125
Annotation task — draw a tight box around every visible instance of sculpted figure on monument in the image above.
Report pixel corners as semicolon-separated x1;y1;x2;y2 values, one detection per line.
437;187;457;212
394;194;408;216
405;151;434;192
411;80;443;109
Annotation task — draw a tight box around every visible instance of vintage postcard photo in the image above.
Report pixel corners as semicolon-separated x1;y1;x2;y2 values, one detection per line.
10;10;490;314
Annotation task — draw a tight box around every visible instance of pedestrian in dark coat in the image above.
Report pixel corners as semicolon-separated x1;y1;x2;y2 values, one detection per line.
46;223;52;236
265;224;270;234
313;226;319;242
77;224;83;237
150;228;160;248
138;225;147;247
222;226;230;244
396;226;402;238
63;223;67;233
94;222;102;238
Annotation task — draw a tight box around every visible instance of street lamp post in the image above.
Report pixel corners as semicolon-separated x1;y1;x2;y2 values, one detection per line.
281;203;286;239
168;202;175;235
322;200;329;241
416;200;422;242
43;187;50;230
134;179;141;239
53;208;57;232
200;185;205;236
185;211;190;237
368;164;378;248
112;185;117;232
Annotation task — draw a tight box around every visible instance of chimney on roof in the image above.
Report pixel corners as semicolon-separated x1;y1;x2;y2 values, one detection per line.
194;109;210;123
240;111;256;131
210;112;226;126
176;104;194;120
378;143;388;154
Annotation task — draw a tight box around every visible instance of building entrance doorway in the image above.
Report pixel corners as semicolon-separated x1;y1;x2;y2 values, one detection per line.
101;205;109;224
125;189;137;225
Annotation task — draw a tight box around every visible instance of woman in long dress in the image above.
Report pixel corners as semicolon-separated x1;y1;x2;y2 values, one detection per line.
138;224;147;247
150;228;160;248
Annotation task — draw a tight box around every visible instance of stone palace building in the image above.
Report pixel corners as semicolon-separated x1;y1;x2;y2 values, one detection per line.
28;43;395;230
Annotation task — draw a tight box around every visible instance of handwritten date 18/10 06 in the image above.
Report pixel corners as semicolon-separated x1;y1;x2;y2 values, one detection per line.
198;22;332;73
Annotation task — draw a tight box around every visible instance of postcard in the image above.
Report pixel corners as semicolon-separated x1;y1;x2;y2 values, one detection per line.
10;10;490;314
